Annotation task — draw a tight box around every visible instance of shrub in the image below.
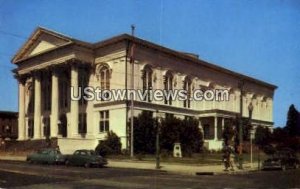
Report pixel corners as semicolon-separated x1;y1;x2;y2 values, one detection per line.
95;131;121;157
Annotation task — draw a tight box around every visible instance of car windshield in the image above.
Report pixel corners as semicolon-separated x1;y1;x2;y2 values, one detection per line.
87;150;96;155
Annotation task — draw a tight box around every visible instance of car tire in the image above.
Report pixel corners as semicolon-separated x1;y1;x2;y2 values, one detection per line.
27;159;33;164
84;162;90;168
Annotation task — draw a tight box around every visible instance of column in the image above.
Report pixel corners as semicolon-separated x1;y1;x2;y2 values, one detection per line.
50;69;59;138
214;116;218;140
221;117;225;131
18;79;26;140
70;64;79;137
34;72;42;139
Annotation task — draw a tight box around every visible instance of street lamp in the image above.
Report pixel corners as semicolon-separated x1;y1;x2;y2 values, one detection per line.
250;129;255;168
156;110;164;169
248;102;254;168
238;80;244;169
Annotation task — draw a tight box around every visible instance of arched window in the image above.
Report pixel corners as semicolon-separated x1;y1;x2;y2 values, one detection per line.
99;65;110;90
183;76;192;108
142;65;152;102
164;71;173;105
96;64;111;101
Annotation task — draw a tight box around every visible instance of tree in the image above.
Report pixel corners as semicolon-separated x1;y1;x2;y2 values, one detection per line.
180;117;203;156
255;126;272;148
160;116;182;152
285;104;300;136
271;127;288;146
160;116;203;156
132;111;156;154
95;131;121;157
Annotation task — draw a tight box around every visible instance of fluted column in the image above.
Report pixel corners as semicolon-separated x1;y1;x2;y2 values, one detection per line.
18;78;26;140
50;69;59;138
70;64;79;137
34;72;42;139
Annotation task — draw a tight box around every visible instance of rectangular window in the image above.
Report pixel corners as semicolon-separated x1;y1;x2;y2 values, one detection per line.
99;110;109;132
78;113;87;134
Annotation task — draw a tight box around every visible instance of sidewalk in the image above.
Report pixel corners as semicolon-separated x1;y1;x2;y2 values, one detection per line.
108;159;258;175
0;154;258;175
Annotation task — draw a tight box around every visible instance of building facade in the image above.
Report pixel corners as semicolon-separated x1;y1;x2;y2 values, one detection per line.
0;111;18;140
12;27;277;153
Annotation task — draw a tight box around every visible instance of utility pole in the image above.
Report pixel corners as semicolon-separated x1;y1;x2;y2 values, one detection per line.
248;102;254;168
130;24;135;158
238;80;244;169
156;110;163;169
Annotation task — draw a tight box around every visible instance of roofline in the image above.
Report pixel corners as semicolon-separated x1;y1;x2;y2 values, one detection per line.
0;110;18;115
11;26;92;64
94;34;277;90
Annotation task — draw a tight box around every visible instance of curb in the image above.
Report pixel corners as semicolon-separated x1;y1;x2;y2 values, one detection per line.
195;172;215;175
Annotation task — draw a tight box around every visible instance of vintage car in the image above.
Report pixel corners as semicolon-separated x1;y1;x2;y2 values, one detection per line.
26;148;66;165
262;149;300;170
65;149;108;168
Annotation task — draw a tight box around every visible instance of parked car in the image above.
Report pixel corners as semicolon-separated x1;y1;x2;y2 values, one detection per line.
65;149;108;168
262;149;300;170
26;148;66;165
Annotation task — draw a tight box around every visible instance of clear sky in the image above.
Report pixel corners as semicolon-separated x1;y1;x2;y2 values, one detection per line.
0;0;299;127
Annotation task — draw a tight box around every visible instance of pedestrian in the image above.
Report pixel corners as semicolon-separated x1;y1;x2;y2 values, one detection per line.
223;146;230;171
228;146;235;171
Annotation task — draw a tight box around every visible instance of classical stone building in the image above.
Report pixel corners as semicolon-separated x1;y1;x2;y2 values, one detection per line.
12;27;276;153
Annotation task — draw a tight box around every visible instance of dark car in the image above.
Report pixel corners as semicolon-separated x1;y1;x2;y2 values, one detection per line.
65;149;108;168
26;148;66;165
262;149;300;170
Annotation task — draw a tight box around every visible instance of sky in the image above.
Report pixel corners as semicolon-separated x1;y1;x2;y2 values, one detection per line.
0;0;299;127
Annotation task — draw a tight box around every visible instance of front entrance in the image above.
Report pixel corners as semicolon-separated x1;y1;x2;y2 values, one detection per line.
42;117;50;138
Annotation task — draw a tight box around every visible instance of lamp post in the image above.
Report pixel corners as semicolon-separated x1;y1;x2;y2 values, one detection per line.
238;80;244;169
248;102;254;168
250;129;255;168
156;110;164;169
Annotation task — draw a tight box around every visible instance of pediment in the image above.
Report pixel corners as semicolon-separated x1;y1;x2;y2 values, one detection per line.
12;27;73;63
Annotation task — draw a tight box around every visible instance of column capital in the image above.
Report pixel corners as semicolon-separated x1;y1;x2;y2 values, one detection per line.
15;74;27;85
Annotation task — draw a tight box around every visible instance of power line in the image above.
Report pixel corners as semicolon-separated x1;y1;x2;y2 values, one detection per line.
0;29;27;40
0;51;13;57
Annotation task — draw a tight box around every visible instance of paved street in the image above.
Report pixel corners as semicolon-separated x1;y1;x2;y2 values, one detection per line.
0;160;299;188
